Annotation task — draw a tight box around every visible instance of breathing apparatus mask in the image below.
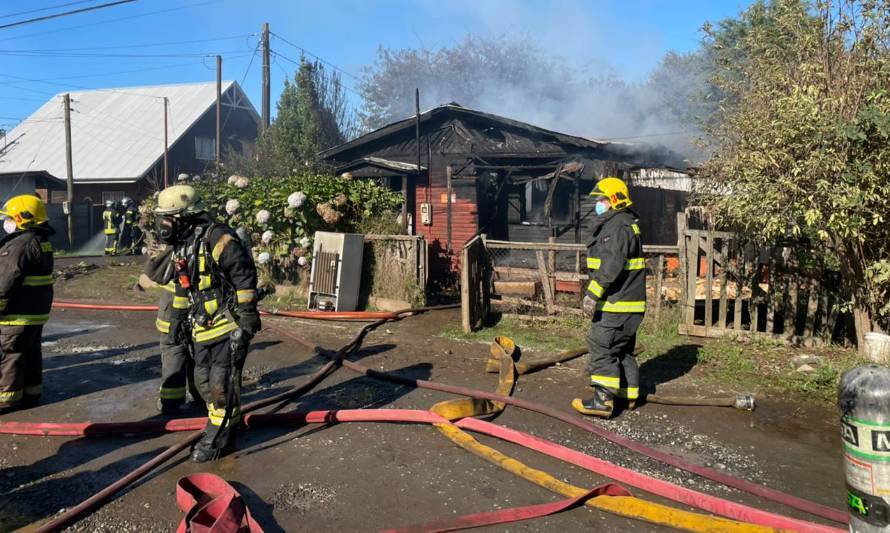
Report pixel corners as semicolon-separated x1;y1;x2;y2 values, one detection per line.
3;218;18;235
156;215;192;244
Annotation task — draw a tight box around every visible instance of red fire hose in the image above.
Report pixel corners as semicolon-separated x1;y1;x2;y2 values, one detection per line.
0;409;841;532
52;300;400;321
25;301;847;530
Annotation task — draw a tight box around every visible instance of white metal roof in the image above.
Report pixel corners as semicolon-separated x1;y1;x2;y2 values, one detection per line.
0;80;252;184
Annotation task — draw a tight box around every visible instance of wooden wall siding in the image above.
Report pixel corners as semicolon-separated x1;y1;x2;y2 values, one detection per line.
414;171;479;274
678;228;843;345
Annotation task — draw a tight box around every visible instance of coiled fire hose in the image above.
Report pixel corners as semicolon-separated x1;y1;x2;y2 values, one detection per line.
15;302;846;531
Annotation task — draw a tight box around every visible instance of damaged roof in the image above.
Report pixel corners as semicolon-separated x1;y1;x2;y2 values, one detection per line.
320;103;685;169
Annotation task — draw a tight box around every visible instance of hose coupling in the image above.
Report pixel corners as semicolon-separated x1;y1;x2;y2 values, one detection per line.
734;394;756;411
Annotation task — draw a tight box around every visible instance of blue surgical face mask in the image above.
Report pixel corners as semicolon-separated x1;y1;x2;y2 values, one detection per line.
595;202;610;216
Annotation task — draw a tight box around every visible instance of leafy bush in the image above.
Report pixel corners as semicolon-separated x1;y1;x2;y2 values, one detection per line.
192;174;402;283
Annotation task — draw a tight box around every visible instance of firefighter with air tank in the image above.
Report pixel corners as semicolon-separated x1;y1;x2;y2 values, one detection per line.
572;177;646;418
119;197;140;254
154;184;261;462
0;195;54;413
102;199;120;255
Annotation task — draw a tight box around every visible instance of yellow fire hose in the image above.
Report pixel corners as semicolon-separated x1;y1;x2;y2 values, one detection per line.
431;337;777;532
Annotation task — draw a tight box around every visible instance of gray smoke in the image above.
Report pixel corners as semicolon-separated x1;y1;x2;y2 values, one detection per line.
359;34;705;162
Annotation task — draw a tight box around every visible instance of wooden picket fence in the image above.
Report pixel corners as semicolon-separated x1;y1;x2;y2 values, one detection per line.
678;228;843;345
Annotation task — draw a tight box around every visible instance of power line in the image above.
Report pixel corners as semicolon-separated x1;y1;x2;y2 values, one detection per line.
0;60;210;87
0;1;100;21
271;50;363;99
0;0;138;31
0;0;220;43
0;33;254;52
269;32;361;82
0;49;248;59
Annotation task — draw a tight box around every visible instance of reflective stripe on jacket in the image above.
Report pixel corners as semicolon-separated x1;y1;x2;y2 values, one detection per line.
585;209;646;314
0;229;54;326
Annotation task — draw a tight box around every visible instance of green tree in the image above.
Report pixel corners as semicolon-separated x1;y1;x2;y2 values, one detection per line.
699;0;890;346
228;58;356;177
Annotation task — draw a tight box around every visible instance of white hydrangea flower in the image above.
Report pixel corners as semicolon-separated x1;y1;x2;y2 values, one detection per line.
234;176;250;189
299;236;311;248
225;199;240;215
227;175;239;185
255;209;271;224
297;256;308;267
261;230;274;244
287;191;306;208
257;252;271;264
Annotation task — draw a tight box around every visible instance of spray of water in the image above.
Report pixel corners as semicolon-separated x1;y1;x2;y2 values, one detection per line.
70;231;106;256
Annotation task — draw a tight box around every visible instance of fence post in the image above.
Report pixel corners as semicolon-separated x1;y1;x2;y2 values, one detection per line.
461;239;473;333
733;240;744;332
718;238;729;331
685;230;699;329
536;250;555;314
654;254;664;318
704;232;714;334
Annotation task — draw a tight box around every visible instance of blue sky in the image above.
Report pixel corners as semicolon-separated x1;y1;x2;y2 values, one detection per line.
0;0;750;131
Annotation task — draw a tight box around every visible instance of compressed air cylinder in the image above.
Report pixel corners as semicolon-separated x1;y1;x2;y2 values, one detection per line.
839;365;890;532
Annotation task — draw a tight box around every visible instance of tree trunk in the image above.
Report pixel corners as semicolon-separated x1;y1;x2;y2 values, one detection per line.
838;240;874;354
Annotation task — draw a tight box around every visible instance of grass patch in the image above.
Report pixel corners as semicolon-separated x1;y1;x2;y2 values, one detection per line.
439;313;588;353
263;285;308;311
440;304;866;405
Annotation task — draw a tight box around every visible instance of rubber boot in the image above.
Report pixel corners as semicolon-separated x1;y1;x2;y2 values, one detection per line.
191;422;237;463
571;387;614;418
157;398;188;415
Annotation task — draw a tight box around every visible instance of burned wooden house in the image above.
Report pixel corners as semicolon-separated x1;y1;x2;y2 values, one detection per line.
320;104;689;273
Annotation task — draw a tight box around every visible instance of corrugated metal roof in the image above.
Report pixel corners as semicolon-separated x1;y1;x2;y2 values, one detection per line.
0;80;245;183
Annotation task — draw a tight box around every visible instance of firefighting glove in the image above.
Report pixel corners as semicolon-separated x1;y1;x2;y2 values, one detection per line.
582;295;598;316
238;309;262;336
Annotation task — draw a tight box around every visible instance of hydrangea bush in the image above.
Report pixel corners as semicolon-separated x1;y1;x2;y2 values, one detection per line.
193;174;402;283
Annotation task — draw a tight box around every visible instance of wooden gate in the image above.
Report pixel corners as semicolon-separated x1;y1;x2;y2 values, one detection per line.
461;235;490;333
679;228;843;344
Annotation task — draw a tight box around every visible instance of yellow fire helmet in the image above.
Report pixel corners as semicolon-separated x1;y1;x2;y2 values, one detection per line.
590;177;632;210
154;185;204;217
0;194;49;229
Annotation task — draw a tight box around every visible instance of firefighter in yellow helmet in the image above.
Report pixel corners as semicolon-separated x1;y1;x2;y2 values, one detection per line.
0;195;54;413
154;185;260;462
572;177;646;418
102;199;120;255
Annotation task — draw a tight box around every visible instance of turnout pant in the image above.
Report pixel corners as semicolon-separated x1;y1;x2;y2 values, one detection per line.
159;335;200;409
104;232;117;255
0;325;43;408
586;312;644;401
193;336;245;449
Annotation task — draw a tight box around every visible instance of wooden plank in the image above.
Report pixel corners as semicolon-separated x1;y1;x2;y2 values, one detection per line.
680;322;825;346
784;255;799;338
460;238;472;333
803;270;820;339
654;254;664;318
677;212;688;332
750;250;762;333
764;250;779;334
494;281;538;297
733;241;744;332
483;239;678;255
717;237;729;330
685;230;698;328
494;296;585;316
548;236;557;274
536;250;555;314
704;232;714;333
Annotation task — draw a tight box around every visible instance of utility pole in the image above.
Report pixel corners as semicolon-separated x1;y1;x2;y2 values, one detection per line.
216;54;222;167
261;22;270;131
163;97;169;188
63;93;74;249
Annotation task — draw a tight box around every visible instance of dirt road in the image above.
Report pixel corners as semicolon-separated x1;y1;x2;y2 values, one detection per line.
0;264;846;531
